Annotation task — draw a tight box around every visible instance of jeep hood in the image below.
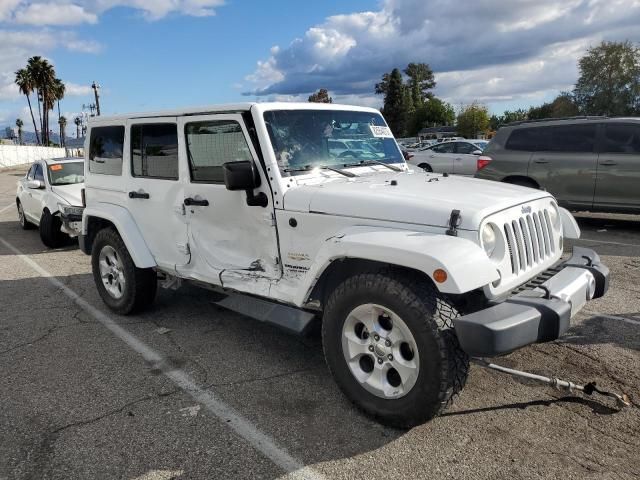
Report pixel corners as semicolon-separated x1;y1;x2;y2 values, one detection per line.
51;183;83;207
282;171;551;230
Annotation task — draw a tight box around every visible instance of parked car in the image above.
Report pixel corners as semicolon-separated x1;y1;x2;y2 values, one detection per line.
408;140;489;175
16;157;85;247
77;102;608;427
475;117;640;213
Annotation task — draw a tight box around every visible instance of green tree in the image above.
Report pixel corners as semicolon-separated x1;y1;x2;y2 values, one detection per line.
58;116;67;147
15;118;24;145
529;92;579;119
403;62;436;109
27;56;57;144
14;68;40;145
573;40;640;115
74;116;82;138
376;68;408;136
456;102;490;138
308;88;332;103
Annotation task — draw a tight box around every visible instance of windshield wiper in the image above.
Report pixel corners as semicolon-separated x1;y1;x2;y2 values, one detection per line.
343;160;402;172
284;165;357;178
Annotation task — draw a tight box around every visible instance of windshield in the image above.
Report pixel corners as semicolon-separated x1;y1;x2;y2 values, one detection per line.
264;109;404;175
47;162;84;186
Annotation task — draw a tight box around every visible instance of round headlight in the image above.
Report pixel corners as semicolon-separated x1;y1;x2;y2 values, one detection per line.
548;202;561;229
482;224;497;257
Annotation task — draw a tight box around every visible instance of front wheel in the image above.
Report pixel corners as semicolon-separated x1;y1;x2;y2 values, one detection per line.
91;228;157;314
39;209;67;248
322;271;469;428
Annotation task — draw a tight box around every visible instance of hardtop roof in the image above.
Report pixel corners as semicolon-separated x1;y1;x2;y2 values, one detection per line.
88;102;382;124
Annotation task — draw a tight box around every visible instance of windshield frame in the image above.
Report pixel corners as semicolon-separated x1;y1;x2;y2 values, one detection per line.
263;108;405;177
47;161;85;186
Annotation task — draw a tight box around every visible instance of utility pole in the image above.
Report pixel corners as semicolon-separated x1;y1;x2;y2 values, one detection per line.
91;81;101;116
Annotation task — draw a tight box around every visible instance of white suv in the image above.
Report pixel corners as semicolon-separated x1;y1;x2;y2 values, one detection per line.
16;157;85;247
77;103;609;427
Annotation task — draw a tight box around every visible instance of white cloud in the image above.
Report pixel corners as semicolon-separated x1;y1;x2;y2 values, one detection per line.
63;81;92;96
14;3;97;25
244;0;640;111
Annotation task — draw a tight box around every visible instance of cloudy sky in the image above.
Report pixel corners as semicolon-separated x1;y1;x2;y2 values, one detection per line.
1;0;639;132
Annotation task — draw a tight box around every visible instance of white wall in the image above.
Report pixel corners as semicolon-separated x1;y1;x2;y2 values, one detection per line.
0;145;67;168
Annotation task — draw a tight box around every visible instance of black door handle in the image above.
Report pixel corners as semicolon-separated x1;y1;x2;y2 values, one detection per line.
184;197;209;207
534;159;549;164
600;160;618;166
129;191;150;199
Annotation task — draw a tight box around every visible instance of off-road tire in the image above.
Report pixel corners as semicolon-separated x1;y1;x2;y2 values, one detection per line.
39;209;67;248
91;227;157;315
17;200;34;230
322;271;469;428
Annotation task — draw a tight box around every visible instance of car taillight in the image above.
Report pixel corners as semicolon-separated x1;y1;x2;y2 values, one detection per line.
477;156;492;170
81;188;86;207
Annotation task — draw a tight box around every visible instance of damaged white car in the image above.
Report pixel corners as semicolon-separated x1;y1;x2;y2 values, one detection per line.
77;103;611;427
16;157;85;248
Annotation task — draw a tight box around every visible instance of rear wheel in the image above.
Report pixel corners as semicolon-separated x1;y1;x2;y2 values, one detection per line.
91;228;157;314
418;163;432;172
322;271;469;428
39;209;67;248
17;201;34;230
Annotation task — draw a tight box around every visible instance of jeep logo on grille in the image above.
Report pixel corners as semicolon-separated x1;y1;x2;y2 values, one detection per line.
521;205;532;214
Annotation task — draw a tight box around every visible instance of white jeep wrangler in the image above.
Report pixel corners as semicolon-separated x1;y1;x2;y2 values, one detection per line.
78;103;609;427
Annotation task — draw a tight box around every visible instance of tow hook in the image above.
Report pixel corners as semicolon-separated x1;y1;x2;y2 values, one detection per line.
471;358;631;408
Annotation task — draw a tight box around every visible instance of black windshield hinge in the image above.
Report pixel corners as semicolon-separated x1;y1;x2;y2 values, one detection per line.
446;209;461;237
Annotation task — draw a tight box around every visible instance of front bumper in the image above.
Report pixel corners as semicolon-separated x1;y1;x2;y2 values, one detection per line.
60;210;83;237
454;247;609;357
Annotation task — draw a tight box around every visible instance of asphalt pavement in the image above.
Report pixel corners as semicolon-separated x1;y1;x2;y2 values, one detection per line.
0;165;638;480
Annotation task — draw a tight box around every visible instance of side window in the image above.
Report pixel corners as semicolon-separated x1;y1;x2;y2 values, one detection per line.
539;125;596;153
89;126;125;175
185;120;252;183
131;123;179;180
26;164;36;180
603;124;640;153
431;143;454;153
505;128;539;151
455;142;476;154
34;164;44;182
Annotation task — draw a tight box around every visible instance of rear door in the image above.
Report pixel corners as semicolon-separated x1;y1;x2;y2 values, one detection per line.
452;141;480;175
528;124;598;209
421;142;455;173
126;118;190;270
594;122;640;211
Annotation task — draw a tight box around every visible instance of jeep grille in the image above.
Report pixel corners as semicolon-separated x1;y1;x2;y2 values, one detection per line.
503;209;555;275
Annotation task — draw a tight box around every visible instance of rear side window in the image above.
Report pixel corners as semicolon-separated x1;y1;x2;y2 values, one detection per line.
89;126;125;175
131;123;179;180
455;142;476;154
185;120;252;183
538;125;596;153
505;128;539;151
603;124;640;153
431;143;454;153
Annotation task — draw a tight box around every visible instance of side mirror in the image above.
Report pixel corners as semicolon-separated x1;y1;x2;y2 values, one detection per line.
472;150;483;155
222;161;268;208
27;179;44;189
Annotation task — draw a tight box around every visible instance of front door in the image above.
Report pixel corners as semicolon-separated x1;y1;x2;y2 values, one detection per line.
126;118;190;270
594;122;640;211
177;114;280;289
527;123;598;209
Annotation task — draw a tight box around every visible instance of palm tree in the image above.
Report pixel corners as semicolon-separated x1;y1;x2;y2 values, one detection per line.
52;79;66;145
15;119;24;145
27;56;56;144
58;116;67;147
74;116;82;139
14;68;40;145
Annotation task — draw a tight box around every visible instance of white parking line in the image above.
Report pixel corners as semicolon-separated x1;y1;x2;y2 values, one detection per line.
0;203;14;214
0;236;326;480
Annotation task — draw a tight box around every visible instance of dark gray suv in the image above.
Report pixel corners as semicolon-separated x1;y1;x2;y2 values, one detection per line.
475;117;640;213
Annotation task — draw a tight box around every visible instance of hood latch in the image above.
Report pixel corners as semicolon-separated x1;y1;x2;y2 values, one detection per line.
446;209;461;236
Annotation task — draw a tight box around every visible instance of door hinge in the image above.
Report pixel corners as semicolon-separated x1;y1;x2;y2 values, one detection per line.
177;242;190;255
175;203;186;216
